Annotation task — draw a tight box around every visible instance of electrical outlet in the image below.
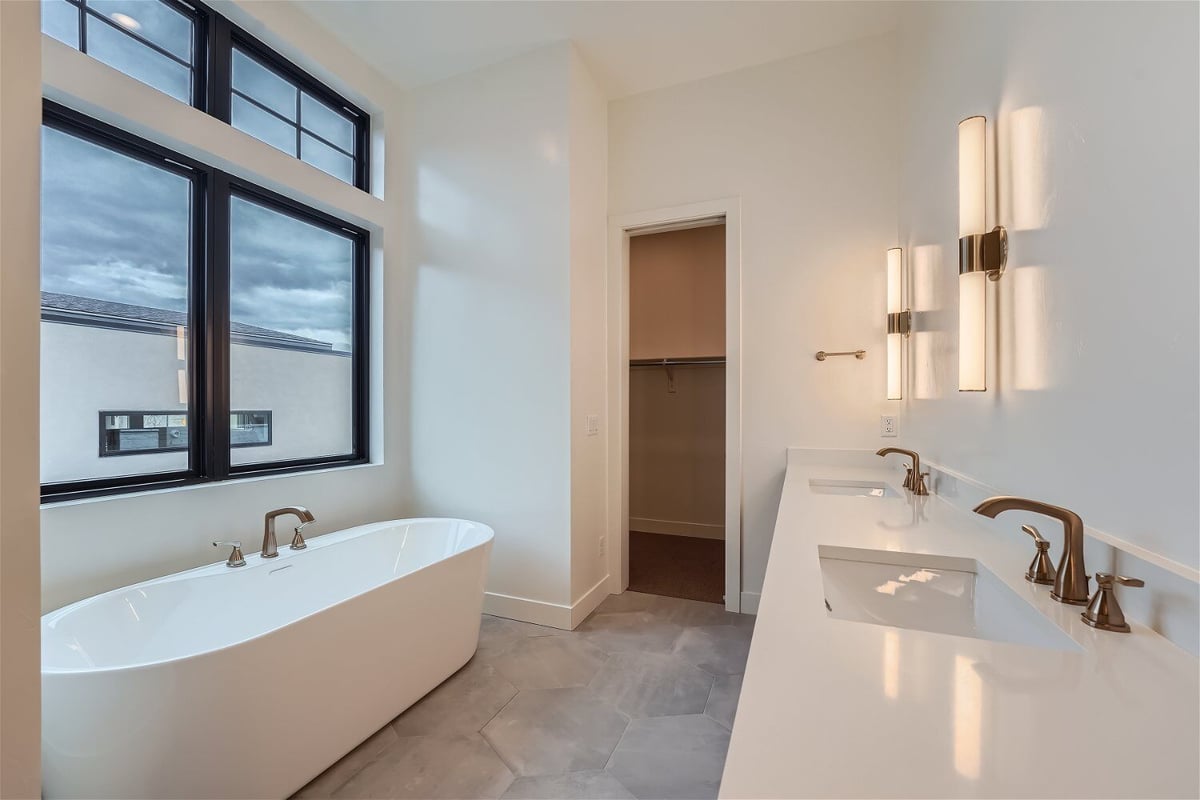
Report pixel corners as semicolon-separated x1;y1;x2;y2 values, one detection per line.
880;415;898;437
585;414;600;437
598;536;606;557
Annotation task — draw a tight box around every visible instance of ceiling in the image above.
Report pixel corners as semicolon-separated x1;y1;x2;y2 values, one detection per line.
295;1;902;99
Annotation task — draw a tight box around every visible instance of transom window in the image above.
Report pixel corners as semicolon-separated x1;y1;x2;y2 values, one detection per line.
40;0;370;191
41;0;199;103
231;47;359;184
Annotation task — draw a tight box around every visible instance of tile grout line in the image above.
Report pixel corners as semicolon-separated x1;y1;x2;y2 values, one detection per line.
477;681;526;778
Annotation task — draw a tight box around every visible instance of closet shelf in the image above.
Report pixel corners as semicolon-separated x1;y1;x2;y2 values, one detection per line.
629;356;726;368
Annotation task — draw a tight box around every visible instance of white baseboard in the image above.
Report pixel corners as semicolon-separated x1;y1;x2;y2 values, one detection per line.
630;517;725;540
570;577;611;628
739;591;760;615
483;591;572;629
484;575;612;631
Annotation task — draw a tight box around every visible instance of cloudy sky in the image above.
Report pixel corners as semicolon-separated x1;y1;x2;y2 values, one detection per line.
41;126;355;352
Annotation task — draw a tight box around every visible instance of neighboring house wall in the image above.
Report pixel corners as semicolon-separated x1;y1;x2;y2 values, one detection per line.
41;320;352;483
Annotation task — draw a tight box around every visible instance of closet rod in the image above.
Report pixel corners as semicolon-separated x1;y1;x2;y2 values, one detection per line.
629;356;726;368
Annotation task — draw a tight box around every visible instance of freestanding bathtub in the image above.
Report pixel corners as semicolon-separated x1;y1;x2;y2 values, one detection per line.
41;517;494;799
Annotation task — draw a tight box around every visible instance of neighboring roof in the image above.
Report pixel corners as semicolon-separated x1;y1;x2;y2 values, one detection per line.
41;291;338;354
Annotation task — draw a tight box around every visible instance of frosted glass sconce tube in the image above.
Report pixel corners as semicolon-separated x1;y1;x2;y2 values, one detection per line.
886;247;910;400
958;116;986;238
957;115;1007;392
958;270;987;392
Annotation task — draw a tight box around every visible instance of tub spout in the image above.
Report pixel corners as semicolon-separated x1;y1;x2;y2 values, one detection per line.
262;507;315;558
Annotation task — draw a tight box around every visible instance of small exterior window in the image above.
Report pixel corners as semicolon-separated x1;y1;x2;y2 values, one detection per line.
41;0;199;104
99;411;271;455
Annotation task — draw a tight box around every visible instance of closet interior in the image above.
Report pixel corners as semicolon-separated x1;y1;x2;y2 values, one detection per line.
628;221;726;604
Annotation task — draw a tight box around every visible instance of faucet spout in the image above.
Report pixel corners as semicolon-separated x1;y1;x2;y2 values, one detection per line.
875;448;926;494
972;496;1089;604
262;506;315;558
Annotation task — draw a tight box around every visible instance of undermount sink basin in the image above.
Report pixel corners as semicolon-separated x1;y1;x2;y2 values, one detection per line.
809;479;898;498
819;546;1080;652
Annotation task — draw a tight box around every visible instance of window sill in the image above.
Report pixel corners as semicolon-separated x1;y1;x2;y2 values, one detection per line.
40;459;382;510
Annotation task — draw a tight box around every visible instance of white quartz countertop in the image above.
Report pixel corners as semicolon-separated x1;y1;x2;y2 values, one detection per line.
720;450;1200;799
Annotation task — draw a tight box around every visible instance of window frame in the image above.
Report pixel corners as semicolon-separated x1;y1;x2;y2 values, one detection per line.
223;30;370;190
40;101;370;504
53;0;206;106
46;0;370;192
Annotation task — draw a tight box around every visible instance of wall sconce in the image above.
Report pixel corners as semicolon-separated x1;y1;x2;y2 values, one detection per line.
958;115;1007;392
886;247;910;400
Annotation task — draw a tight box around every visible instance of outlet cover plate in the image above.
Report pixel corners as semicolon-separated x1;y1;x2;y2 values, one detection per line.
880;415;898;437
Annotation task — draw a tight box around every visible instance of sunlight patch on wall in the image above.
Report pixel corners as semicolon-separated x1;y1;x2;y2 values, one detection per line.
1011;266;1052;391
1001;106;1052;232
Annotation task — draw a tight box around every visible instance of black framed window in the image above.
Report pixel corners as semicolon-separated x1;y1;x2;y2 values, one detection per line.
230;45;363;185
41;0;201;104
40;0;370;191
41;102;369;502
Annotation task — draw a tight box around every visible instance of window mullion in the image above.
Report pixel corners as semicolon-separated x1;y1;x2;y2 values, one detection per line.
188;169;209;479
207;12;232;123
78;0;88;51
205;172;232;479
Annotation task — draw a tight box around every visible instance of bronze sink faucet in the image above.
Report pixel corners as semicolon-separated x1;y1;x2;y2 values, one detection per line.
876;448;928;496
972;496;1090;605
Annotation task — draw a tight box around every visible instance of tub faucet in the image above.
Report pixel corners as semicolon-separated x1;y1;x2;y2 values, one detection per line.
972;496;1090;605
262;507;315;558
876;447;928;495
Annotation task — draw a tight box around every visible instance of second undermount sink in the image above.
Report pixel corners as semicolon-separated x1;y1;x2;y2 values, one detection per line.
819;546;1080;652
809;479;899;498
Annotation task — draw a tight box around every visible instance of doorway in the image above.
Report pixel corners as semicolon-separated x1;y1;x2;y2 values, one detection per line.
606;199;742;612
627;224;726;603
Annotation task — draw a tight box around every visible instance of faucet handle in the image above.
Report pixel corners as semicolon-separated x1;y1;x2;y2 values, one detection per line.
213;540;246;568
290;521;312;551
1020;524;1046;544
1081;573;1143;633
1019;526;1055;585
911;471;930;496
1096;573;1144;589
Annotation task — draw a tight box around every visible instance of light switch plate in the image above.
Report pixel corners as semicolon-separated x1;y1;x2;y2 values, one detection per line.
880;415;898;437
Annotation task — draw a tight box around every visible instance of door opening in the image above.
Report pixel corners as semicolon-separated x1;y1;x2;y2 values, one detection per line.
626;223;726;604
606;198;742;613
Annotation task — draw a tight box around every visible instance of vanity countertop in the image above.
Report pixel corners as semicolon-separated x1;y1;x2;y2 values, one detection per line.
719;450;1199;799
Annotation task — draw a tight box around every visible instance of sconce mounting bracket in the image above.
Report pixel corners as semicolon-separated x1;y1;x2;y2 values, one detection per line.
887;309;912;336
959;225;1008;281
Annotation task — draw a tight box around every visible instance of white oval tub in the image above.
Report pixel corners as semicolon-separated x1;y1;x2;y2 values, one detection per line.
42;517;494;799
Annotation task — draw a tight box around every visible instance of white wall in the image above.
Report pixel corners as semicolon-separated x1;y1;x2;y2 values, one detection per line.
0;3;43;794
39;0;408;613
609;34;902;598
895;3;1198;571
401;45;575;616
567;49;610;615
402;44;611;627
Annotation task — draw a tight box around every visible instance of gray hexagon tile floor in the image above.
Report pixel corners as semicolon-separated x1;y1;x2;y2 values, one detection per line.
294;591;754;800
